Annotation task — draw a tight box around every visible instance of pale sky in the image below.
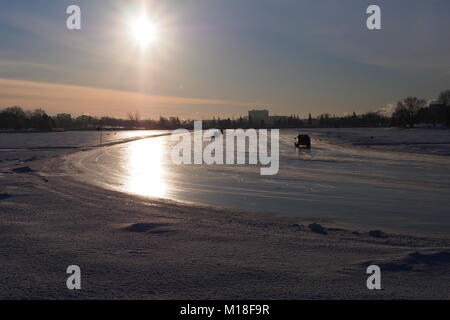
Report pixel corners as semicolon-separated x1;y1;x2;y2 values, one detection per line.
1;0;449;119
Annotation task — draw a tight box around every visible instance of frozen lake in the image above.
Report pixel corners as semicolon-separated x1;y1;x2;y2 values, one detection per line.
62;128;450;236
0;130;170;149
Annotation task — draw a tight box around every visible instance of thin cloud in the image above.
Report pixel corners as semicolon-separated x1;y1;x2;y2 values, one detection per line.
0;78;258;118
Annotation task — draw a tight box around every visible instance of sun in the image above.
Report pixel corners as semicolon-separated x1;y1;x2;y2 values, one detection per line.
130;15;158;48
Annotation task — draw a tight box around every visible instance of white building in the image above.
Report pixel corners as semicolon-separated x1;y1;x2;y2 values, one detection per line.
248;109;269;126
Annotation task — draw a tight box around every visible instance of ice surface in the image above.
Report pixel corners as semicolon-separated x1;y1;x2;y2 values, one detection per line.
0;130;169;149
64;128;450;236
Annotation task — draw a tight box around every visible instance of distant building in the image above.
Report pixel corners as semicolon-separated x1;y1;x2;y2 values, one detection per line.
427;100;445;115
76;114;96;129
76;114;93;122
55;113;73;129
248;109;269;127
428;100;444;109
56;113;72;120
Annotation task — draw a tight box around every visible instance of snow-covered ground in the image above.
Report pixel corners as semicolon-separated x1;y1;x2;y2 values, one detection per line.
63;128;450;236
304;127;450;156
1;128;450;299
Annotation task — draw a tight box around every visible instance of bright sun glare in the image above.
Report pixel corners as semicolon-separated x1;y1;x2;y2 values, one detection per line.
130;15;158;48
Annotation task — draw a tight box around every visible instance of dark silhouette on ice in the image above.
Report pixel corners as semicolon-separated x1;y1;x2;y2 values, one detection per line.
295;134;311;149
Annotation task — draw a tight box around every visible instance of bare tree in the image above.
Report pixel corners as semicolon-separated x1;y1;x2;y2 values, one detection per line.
127;111;141;127
392;97;426;128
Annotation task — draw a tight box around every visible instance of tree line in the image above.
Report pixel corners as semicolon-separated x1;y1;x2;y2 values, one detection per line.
391;89;450;128
1;89;449;131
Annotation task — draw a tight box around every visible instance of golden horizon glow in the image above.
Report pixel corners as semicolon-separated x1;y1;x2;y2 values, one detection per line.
0;78;258;118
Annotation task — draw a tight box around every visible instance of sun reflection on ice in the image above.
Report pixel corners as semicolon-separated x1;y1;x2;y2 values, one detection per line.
125;138;167;198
